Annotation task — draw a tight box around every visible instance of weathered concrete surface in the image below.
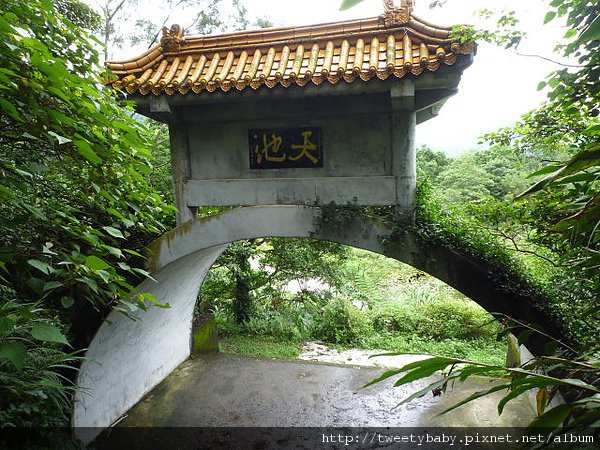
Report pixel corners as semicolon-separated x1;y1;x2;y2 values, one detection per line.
110;354;534;428
75;206;566;442
73;245;227;443
172;79;439;208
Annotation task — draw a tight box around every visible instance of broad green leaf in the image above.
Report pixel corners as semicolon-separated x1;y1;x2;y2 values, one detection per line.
579;15;600;42
31;323;69;345
76;277;99;293
544;11;556;24
47;131;72;145
74;140;102;165
103;226;125;239
103;245;124;258
0;316;16;334
84;255;111;271
96;269;110;283
583;124;600;135
0;342;27;370
138;292;171;309
0;98;21;121
28;259;52;275
124;249;144;257
43;281;63;291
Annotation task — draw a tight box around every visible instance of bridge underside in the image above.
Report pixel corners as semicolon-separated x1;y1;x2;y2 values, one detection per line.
73;206;560;442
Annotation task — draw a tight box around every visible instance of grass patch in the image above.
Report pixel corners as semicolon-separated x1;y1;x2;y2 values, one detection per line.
220;335;301;359
362;334;506;365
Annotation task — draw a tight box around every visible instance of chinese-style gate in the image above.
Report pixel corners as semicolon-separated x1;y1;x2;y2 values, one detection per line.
73;1;531;441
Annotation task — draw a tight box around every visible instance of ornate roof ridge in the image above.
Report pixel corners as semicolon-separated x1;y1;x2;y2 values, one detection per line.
104;1;475;96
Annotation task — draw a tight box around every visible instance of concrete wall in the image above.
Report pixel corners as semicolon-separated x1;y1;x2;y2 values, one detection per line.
73;245;226;443
188;111;393;180
74;206;564;442
170;88;418;208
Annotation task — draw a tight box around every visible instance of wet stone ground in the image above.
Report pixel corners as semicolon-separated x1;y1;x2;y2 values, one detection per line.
90;352;536;449
112;353;533;429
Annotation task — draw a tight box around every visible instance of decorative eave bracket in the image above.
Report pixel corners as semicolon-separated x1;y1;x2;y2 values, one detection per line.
381;0;414;27
161;24;185;53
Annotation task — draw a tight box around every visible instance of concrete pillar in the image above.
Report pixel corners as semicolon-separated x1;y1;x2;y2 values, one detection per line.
168;123;196;224
391;80;417;216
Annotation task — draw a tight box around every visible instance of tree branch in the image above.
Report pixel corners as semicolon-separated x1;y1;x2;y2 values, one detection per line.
515;51;599;68
498;231;563;267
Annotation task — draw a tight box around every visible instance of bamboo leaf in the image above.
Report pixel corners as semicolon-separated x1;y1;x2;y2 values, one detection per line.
527;403;574;429
438;383;513;416
362;368;405;389
394;375;460;409
498;385;535;416
536;386;549;417
393;358;455;387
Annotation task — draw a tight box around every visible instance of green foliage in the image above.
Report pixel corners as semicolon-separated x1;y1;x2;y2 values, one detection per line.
416;146;451;182
200;238;348;321
0;0;173;314
365;323;600;443
370;299;497;341
0;295;81;427
0;0;174;427
243;310;311;341
339;0;366;11
312;297;372;346
55;0;102;31
101;0;274;58
220;335;300;359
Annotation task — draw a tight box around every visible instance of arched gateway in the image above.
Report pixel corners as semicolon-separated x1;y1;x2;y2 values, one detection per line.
74;1;547;441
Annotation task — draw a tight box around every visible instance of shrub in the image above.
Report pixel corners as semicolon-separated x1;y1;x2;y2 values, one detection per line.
369;298;497;340
369;304;418;334
313;297;372;346
416;299;497;340
242;309;312;341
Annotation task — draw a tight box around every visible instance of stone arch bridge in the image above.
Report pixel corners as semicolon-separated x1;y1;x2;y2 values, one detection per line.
74;206;562;441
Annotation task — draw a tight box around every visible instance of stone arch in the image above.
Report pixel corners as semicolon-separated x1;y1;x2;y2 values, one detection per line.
74;206;561;442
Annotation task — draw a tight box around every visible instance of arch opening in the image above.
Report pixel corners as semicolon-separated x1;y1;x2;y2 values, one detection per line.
74;206;559;442
198;239;507;366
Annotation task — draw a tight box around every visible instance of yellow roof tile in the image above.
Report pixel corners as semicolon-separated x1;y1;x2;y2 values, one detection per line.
107;0;475;96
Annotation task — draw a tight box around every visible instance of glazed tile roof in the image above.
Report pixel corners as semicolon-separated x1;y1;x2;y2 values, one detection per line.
105;1;474;96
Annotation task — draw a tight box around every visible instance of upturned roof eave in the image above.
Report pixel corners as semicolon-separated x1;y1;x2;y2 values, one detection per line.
105;13;458;74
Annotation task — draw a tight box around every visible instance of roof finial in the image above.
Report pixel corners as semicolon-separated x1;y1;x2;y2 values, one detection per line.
382;0;413;27
161;24;185;53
